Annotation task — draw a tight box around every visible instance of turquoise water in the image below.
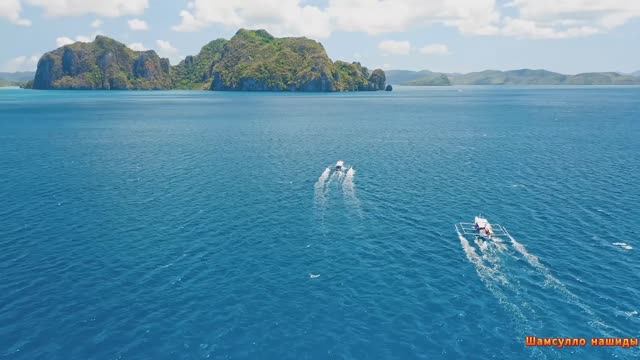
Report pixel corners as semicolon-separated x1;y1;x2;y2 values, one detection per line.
0;87;639;359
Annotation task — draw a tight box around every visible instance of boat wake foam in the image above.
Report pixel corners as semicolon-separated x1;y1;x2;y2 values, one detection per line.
313;162;361;211
612;242;633;250
341;167;362;216
457;230;545;358
506;233;615;337
314;167;331;208
458;227;618;343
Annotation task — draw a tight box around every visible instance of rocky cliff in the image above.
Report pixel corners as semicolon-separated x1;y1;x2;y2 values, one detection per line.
208;29;386;91
33;36;171;90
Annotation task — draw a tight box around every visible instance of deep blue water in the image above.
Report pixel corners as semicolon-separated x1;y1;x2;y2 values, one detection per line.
0;86;639;359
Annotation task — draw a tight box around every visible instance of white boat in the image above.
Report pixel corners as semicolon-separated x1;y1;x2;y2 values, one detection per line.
335;160;345;171
474;216;494;238
456;216;508;239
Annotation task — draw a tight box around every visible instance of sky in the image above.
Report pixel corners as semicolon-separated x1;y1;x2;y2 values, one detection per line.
0;0;639;74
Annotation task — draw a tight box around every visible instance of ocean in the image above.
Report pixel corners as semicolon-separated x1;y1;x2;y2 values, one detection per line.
0;86;639;359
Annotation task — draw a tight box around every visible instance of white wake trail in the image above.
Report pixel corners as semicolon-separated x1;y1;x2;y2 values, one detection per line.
507;233;615;337
342;167;359;203
314;167;331;206
457;231;535;335
459;232;509;286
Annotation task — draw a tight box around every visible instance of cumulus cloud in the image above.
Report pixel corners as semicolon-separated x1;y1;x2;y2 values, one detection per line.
1;0;148;26
171;0;332;38
24;0;148;17
2;54;40;72
56;35;93;47
128;18;148;31
155;40;180;63
55;37;74;47
0;0;31;26
156;40;177;54
91;19;103;28
500;17;600;39
170;0;640;40
500;0;640;39
329;0;500;36
419;44;450;56
378;40;411;55
127;42;147;51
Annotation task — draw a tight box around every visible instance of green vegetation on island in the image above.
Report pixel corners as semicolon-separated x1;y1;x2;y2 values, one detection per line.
31;29;386;92
171;39;227;90
33;36;171;90
386;69;640;86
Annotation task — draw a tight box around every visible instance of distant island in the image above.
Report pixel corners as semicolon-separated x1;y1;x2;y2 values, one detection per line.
0;71;35;87
26;29;386;92
386;69;640;86
3;35;638;90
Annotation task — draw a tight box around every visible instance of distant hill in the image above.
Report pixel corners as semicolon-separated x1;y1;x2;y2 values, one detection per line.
450;69;568;85
385;70;449;86
0;71;35;87
0;71;35;82
402;70;450;86
386;69;640;86
564;72;639;85
631;71;640;77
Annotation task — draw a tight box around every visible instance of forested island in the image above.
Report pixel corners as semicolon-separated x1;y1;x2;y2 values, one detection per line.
28;29;387;92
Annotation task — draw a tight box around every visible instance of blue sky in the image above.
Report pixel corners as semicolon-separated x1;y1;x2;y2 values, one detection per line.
1;0;639;74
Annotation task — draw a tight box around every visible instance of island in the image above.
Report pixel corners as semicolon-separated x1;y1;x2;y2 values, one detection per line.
30;29;387;92
386;69;640;86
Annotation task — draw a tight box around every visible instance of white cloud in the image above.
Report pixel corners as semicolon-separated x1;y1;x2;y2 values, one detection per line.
56;35;93;47
2;0;148;27
378;40;411;55
171;0;499;38
0;0;31;26
24;0;148;17
500;17;600;39
2;54;40;72
127;42;147;51
156;40;177;54
56;37;74;47
91;19;103;28
329;0;500;36
419;44;450;56
155;39;180;63
128;18;148;31
500;0;640;39
171;0;332;38
170;0;640;40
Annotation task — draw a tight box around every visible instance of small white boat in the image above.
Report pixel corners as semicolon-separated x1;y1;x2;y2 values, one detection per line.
474;216;494;238
456;216;508;240
335;160;345;171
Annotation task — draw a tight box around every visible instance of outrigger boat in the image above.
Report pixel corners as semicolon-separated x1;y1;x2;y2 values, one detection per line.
456;216;508;240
